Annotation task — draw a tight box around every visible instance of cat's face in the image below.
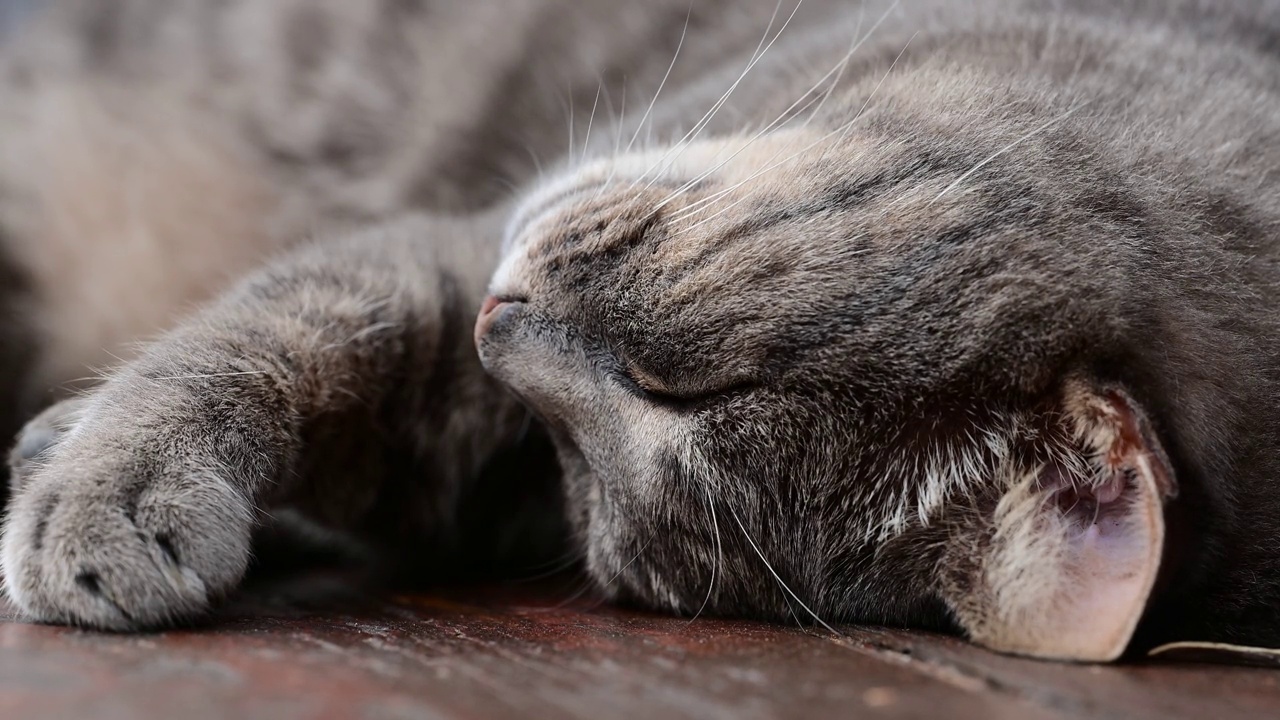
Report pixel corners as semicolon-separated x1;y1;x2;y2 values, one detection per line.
475;119;1177;662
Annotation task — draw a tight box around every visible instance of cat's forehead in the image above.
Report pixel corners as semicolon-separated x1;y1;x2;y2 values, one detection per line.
486;113;1077;390
492;129;889;306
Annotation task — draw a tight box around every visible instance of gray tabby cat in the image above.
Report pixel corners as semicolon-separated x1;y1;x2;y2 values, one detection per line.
0;0;1277;662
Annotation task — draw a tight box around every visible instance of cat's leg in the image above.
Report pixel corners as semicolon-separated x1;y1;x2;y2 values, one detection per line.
0;213;525;629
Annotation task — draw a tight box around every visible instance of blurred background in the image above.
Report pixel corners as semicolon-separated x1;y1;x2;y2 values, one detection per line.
0;0;37;39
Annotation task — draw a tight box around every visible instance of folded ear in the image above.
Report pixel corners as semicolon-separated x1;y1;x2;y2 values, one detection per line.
939;379;1177;662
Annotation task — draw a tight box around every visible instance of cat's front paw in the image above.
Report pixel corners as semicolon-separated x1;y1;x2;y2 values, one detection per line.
1;398;255;629
8;396;89;496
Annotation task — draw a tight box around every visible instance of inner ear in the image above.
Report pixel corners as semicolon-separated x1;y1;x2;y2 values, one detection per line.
940;380;1177;662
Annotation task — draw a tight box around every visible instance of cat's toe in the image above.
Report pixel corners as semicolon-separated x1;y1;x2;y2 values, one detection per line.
1;464;253;630
7;397;89;495
13;425;59;464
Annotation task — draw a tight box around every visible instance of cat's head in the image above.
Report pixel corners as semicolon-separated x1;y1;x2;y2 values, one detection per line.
475;112;1180;662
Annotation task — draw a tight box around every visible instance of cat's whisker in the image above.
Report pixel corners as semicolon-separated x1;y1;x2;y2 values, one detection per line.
566;592;614;615
332;386;369;407
687;485;723;624
599;75;619;131
523;143;546;181
320;321;400;352
64;357;121;388
623;7;691;156
490;175;522;199
630;0;801;195
537;535;655;613
671;34;918;229
666;111;872;225
651;93;817;213
726;503;840;635
652;2;899;213
828;30;918;149
566;84;576;167
147;370;271;381
928;100;1091;206
512;548;587;583
666;137;796;224
801;0;873;129
668;137;818;228
594;77;628;200
580;82;603;164
637;0;806;195
629;0;787;187
536;575;602;613
516;409;534;445
603;534;655;588
101;348;130;366
61;375;108;387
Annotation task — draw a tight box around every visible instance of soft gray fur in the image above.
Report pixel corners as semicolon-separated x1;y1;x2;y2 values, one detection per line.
0;0;1277;660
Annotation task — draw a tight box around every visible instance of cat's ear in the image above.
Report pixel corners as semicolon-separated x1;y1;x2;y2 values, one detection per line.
938;379;1177;662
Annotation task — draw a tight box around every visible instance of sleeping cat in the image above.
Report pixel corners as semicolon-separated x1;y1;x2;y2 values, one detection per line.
0;0;1277;662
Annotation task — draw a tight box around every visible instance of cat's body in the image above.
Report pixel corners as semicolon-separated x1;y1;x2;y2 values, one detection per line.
0;0;1277;661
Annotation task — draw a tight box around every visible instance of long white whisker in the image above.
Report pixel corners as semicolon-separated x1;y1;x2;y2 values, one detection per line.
536;534;656;613
688;485;723;624
639;0;807;192
726;503;839;634
600;76;618;128
566;86;575;166
625;7;691;154
631;0;799;193
523;143;545;180
652;2;898;212
928;101;1091;205
673;127;858;230
804;0;900;128
630;0;784;190
149;370;269;381
581;82;603;163
514;549;587;583
616;76;628;156
831;29;918;150
594;76;629;200
672;31;918;226
669;144;809;227
670;121;844;225
605;535;655;588
651;98;815;213
799;12;865;132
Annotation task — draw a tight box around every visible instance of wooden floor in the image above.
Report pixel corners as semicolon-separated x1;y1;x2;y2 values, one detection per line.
2;577;1279;720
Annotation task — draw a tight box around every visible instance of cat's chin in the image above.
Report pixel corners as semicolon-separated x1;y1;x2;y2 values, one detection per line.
544;427;592;497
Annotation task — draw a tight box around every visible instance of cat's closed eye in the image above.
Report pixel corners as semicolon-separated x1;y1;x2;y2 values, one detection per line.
617;360;757;406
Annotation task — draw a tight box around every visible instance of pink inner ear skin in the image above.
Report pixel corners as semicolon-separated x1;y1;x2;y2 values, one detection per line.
1076;487;1140;557
960;383;1176;662
1094;474;1125;505
1023;452;1165;661
1046;396;1171;660
1042;462;1128;528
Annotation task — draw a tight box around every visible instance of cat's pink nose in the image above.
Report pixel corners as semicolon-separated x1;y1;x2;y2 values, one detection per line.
474;295;510;345
479;294;503;318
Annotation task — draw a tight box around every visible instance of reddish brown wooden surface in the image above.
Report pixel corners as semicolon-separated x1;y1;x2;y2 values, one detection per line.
1;581;1278;720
